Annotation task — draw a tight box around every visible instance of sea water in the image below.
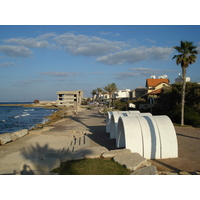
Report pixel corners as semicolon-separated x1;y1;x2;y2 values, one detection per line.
0;103;56;134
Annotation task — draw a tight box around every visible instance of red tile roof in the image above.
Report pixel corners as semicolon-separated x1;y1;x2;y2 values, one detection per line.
146;79;169;87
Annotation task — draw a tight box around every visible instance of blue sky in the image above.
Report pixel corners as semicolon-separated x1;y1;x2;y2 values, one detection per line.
0;25;200;101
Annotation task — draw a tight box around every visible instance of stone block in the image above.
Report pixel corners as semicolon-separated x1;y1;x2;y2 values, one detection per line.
0;133;12;145
10;129;28;141
130;166;158;175
102;149;131;158
113;152;148;171
194;171;200;175
158;171;178;175
80;146;109;159
179;171;191;175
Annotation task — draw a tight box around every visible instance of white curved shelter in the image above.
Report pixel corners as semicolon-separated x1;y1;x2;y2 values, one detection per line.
111;112;152;140
153;116;178;158
106;110;140;133
117;115;178;159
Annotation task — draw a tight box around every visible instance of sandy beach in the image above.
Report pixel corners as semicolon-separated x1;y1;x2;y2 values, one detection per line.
0;107;200;175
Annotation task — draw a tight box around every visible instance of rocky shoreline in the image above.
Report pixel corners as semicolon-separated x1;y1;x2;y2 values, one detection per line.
0;105;85;145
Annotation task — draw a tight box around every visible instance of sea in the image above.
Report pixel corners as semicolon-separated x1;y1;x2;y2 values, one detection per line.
0;102;56;134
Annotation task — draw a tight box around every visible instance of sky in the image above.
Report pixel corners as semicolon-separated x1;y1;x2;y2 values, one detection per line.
0;25;200;101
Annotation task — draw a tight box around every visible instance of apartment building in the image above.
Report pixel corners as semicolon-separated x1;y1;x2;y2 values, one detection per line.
56;90;83;106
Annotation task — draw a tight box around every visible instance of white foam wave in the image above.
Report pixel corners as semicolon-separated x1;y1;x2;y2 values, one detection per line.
24;109;34;111
41;118;49;124
21;113;30;117
14;115;20;118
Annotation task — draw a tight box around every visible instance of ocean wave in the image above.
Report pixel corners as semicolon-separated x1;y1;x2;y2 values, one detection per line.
41;118;49;124
0;106;56;134
24;109;34;111
21;113;30;117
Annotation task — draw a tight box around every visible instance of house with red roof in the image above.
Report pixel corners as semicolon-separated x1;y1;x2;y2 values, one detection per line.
146;78;170;95
139;76;170;110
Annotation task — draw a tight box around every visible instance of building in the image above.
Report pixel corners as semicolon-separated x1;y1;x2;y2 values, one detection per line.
139;75;170;109
146;76;169;94
175;76;191;83
114;89;131;99
56;90;83;106
130;87;146;99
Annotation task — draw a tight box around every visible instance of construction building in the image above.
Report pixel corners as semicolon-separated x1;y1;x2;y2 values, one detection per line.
56;90;83;106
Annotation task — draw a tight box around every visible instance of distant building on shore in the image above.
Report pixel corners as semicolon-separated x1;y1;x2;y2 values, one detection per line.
56;90;83;106
114;88;131;99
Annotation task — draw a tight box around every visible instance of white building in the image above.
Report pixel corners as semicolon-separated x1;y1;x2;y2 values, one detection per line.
114;89;131;99
175;76;191;83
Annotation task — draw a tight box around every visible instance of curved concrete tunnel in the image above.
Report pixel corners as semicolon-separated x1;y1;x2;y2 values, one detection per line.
110;112;152;140
106;110;140;133
116;115;178;159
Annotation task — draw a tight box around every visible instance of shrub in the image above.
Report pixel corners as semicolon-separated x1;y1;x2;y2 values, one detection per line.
34;99;39;104
114;101;128;111
168;106;200;127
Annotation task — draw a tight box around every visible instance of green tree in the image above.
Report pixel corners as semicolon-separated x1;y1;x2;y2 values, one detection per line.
96;88;103;102
156;82;200;126
172;40;198;126
103;83;118;108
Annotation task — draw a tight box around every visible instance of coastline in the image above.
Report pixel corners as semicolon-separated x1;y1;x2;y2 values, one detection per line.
0;106;200;175
0;104;85;145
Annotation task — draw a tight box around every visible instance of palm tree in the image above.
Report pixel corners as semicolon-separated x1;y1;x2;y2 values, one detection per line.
96;88;103;102
173;40;198;126
103;83;118;108
91;89;97;103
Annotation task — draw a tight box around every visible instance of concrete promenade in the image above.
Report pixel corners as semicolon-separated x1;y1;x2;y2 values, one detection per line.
0;107;200;174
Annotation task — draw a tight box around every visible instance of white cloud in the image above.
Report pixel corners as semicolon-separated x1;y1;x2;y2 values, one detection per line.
0;45;33;57
97;46;174;65
53;33;127;56
40;71;79;77
114;72;139;79
4;38;49;48
0;62;14;67
37;33;58;40
99;31;112;35
144;38;156;43
129;67;177;77
97;47;148;65
93;71;104;74
146;46;174;60
114;33;120;36
129;67;160;76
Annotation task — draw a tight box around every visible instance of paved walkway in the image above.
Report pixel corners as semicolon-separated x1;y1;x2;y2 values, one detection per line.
0;107;200;174
0;107;115;174
150;126;200;173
